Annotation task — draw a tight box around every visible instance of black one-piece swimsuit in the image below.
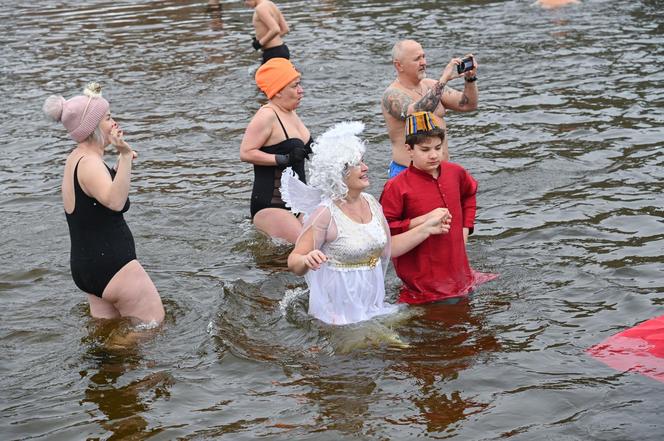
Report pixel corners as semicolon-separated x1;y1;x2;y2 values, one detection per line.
250;111;312;219
66;158;136;297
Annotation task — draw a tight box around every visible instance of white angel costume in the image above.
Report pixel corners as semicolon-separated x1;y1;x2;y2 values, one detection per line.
281;168;400;325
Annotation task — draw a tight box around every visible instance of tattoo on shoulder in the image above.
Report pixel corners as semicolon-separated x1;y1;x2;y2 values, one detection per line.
414;81;444;113
382;88;412;120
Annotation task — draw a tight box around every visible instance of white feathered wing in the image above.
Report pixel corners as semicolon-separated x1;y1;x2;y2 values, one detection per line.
280;167;326;221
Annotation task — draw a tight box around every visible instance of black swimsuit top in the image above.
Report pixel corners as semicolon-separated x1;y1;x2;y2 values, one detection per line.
250;109;311;218
66;158;130;231
259;109;312;159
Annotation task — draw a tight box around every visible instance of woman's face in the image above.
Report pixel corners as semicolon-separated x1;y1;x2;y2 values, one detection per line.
344;159;369;192
274;77;303;109
98;111;116;146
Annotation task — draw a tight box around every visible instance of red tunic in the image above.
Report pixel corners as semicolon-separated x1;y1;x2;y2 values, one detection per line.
380;163;495;304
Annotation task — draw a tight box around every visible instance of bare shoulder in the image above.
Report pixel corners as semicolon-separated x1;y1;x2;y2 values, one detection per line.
253;105;277;123
254;1;273;17
422;78;438;89
381;86;412;120
382;83;406;99
77;154;103;169
270;0;282;11
76;155;109;185
64;152;83;177
261;1;280;14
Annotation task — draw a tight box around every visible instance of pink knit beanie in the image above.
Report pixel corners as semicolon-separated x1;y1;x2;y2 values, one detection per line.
43;82;110;143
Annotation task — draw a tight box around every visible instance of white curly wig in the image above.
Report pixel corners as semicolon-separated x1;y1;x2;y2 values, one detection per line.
307;121;366;200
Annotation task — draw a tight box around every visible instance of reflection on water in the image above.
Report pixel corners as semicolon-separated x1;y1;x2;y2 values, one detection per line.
80;321;173;440
206;0;223;32
385;299;499;432
1;0;663;439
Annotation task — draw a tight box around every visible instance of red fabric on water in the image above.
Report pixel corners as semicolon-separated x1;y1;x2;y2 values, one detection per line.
587;314;664;383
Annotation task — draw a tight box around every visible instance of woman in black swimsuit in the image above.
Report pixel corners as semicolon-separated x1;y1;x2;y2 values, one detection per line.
44;82;164;324
240;58;312;243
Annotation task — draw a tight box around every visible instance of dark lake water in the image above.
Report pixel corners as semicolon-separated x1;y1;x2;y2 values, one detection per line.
1;0;663;439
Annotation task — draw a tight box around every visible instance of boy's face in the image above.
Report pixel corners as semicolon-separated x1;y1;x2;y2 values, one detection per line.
409;137;443;176
244;0;257;8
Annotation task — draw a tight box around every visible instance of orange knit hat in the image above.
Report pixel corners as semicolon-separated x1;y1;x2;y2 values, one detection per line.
255;58;301;99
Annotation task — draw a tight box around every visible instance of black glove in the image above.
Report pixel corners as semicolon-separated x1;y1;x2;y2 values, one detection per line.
275;147;306;167
252;37;262;51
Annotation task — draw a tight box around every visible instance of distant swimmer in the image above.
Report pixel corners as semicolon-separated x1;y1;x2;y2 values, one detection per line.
244;0;290;64
536;0;580;9
43;82;165;325
207;0;223;31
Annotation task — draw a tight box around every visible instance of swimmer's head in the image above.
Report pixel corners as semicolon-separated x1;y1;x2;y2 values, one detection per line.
255;58;301;99
392;40;427;80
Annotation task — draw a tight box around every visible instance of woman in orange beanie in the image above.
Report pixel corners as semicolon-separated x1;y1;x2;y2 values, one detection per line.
240;58;312;243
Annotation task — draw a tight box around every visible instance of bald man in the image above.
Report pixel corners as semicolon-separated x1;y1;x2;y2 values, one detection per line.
381;40;479;178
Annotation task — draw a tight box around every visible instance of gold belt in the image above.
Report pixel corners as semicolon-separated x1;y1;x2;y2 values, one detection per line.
330;255;379;269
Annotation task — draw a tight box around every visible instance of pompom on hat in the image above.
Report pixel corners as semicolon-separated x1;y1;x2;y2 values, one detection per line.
255;58;301;99
43;82;110;142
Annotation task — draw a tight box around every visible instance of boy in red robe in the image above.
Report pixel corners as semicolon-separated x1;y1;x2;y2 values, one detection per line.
379;111;497;304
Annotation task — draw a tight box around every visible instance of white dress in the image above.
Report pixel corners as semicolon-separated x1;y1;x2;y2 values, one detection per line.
304;194;400;325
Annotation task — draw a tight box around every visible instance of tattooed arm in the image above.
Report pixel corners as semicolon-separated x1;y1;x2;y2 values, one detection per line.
439;54;479;112
413;80;447;113
440;81;478;112
429;54;478;113
382;84;446;121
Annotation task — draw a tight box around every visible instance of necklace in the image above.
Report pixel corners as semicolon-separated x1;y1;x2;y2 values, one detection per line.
397;78;425;97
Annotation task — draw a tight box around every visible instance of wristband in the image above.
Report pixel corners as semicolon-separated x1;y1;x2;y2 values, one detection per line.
465;76;477;83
